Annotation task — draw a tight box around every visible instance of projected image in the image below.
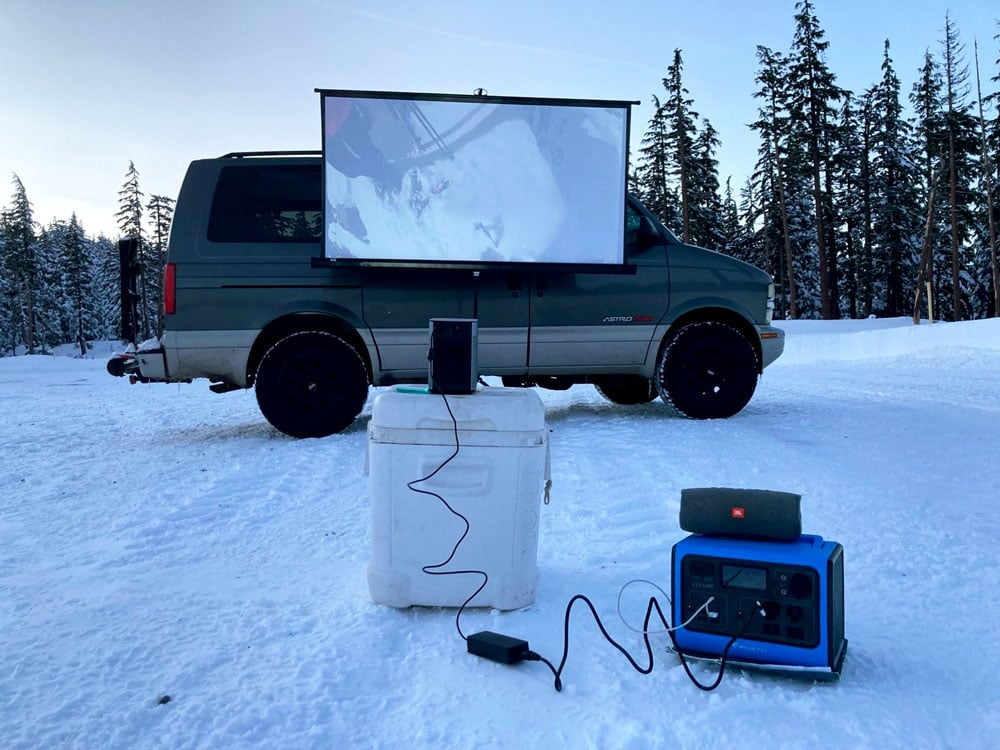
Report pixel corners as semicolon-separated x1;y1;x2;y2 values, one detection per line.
321;93;628;264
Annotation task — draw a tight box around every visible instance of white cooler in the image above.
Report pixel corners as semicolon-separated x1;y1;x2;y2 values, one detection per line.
366;386;549;610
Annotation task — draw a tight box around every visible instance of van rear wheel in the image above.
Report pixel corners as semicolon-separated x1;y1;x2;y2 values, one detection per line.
655;322;758;419
255;331;368;438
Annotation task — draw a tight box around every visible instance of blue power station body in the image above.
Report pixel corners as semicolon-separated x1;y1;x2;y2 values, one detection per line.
671;533;846;674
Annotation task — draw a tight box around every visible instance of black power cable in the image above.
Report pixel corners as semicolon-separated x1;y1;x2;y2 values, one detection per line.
421;389;761;692
521;594;759;692
405;392;489;640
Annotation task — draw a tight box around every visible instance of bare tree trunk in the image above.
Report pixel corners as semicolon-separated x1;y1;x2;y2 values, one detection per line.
991;177;1000;317
23;282;35;354
861;98;874;317
679;129;690;243
974;41;1000;317
823;163;840;317
77;295;86;357
812;158;831;318
948;128;962;320
773;141;798;319
914;166;944;323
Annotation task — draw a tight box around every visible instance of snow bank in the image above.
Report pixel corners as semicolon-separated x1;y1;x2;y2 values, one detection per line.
775;316;1000;364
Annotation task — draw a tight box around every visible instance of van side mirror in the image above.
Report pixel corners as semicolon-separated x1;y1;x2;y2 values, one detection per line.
637;216;662;249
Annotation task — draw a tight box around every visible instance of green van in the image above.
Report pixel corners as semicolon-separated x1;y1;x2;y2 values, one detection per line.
109;152;783;438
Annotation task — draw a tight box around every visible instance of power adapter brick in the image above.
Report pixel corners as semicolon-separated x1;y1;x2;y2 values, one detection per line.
467;631;530;664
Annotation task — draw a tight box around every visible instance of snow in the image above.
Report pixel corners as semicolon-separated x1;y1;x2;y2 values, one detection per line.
2;318;999;749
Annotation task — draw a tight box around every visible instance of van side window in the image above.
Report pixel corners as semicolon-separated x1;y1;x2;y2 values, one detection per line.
208;165;322;243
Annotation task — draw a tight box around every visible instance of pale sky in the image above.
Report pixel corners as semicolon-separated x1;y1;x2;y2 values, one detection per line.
1;0;997;238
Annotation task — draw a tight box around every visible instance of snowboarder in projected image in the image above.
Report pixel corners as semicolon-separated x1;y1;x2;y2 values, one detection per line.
323;96;626;264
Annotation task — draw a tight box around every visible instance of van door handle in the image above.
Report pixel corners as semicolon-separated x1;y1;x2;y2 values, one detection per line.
507;273;522;297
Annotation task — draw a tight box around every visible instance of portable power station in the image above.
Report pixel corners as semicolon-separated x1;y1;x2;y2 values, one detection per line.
672;533;847;676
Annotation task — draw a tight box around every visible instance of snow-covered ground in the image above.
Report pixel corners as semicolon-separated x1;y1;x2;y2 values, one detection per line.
2;318;999;749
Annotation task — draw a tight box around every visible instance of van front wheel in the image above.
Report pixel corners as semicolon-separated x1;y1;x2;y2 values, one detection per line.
655;322;758;419
255;331;368;438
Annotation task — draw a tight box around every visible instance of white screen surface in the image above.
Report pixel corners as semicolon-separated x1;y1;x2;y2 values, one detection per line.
321;93;628;264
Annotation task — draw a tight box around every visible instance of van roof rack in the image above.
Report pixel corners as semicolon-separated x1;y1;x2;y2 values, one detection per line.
220;150;322;158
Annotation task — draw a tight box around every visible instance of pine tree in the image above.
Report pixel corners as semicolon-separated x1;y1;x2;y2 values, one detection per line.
910;50;948;320
92;234;122;341
33;221;67;351
146;194;175;336
116;161;144;239
1;174;38;353
977;28;1000;316
0;222;14;355
939;13;979;320
719;177;749;260
663;49;699;243
61;214;96;355
871;40;923;317
787;0;845;319
737;177;767;270
634;95;675;226
858;89;877;317
831;94;864;317
116;162;154;340
750;45;804;318
688;119;724;250
966;32;1000;318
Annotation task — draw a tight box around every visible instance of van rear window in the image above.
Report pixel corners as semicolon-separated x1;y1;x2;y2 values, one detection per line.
208;164;322;243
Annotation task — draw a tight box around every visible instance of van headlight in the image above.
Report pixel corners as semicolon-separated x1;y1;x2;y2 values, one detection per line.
765;283;775;324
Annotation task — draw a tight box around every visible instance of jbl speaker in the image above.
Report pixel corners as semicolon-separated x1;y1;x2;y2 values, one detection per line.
680;487;802;541
428;318;478;395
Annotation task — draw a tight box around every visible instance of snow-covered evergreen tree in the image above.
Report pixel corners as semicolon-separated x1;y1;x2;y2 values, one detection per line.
831;94;865;317
0;223;14;355
974;28;1000;316
146;194;175;335
91;234;122;341
787;0;845;318
634;95;676;227
750;45;814;318
33;221;68;351
116;162;156;341
858;42;921;320
663;49;699;243
910;49;951;320
719;177;750;261
688;119;724;250
60;214;97;355
939;13;979;320
1;175;38;352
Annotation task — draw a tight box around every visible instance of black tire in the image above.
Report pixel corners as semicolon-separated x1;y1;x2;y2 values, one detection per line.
254;331;368;438
594;375;658;405
655;322;759;419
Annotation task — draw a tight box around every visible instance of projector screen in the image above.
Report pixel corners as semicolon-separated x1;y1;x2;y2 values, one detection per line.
319;90;630;265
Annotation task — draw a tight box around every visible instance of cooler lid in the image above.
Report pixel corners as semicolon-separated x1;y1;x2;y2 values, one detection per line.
371;386;546;433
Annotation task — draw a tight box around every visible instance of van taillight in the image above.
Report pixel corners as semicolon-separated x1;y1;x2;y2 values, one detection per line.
164;263;176;315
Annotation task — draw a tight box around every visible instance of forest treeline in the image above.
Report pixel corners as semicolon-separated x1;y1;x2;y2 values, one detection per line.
632;0;999;322
0;162;172;356
2;1;998;357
